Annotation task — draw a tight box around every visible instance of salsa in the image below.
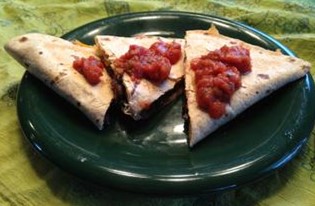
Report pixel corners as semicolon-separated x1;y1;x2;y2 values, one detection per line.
73;56;104;85
149;41;182;64
114;41;182;83
191;45;251;119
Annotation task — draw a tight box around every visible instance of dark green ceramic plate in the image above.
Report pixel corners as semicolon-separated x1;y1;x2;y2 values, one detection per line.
17;11;315;194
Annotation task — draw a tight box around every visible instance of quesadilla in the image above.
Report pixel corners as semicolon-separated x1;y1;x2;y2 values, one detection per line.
184;27;311;147
4;33;115;130
95;35;185;120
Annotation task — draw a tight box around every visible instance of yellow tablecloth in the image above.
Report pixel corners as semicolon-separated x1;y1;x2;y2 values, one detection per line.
1;0;315;205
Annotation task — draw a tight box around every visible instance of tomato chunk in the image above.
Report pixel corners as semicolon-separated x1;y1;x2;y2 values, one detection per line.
150;41;182;64
206;45;252;74
73;56;104;85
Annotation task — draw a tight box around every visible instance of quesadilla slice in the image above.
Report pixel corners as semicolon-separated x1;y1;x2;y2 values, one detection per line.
184;27;311;147
5;33;115;130
95;35;185;120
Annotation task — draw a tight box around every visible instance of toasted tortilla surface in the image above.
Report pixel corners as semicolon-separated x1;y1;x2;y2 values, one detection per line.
185;28;311;147
5;33;114;129
95;35;185;120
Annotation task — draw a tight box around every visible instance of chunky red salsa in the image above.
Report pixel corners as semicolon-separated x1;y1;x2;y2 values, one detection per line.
191;45;251;119
114;41;182;83
149;41;182;64
73;56;104;85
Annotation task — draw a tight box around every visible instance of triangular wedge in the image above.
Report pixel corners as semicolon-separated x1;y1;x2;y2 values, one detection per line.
95;35;185;120
5;33;114;130
184;27;311;147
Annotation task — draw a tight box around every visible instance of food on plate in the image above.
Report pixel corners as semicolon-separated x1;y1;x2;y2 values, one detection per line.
4;33;115;130
184;26;311;147
4;27;311;148
95;35;185;120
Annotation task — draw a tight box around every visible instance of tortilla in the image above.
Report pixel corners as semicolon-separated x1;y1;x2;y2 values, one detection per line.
95;35;185;120
184;27;311;147
4;33;115;130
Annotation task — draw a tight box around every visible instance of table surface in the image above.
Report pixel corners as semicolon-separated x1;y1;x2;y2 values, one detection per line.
1;0;315;205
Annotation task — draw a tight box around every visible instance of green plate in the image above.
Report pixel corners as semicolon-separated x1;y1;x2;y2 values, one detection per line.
17;11;315;194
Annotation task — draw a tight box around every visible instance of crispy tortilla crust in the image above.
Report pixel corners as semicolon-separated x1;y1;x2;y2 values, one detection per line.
4;33;115;129
95;35;185;120
185;27;311;147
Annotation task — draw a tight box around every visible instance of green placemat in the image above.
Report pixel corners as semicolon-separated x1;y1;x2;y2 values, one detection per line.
1;0;315;205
